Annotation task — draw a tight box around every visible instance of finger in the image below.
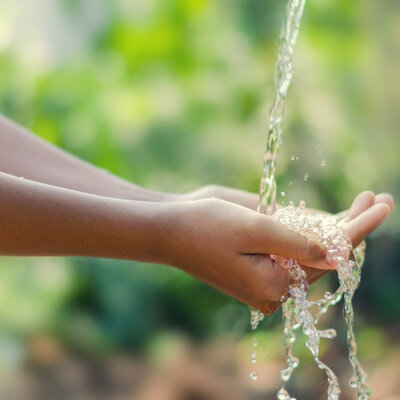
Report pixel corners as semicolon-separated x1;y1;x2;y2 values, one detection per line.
335;191;392;222
230;190;258;210
220;254;288;308
345;191;375;221
346;203;391;248
375;192;395;211
335;210;347;221
254;215;328;268
302;198;391;271
212;186;259;210
249;254;289;302
337;191;375;221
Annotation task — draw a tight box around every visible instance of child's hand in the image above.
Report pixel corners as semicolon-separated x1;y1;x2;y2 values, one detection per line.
165;191;393;315
164;198;327;315
304;191;394;286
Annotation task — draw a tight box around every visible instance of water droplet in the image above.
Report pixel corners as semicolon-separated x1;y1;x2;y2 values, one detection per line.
324;292;332;300
277;387;292;400
349;376;358;388
303;173;309;181
250;371;259;381
251;351;257;363
321;160;327;167
280;369;291;382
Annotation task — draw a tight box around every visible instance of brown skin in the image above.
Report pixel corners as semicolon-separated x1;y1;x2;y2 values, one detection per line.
0;115;395;315
165;194;392;314
0;115;171;202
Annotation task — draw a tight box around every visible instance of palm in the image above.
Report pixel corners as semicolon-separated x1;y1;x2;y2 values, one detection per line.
185;187;393;315
270;191;393;314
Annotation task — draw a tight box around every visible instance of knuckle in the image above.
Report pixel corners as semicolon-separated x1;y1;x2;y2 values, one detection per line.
295;234;309;261
361;190;375;200
309;240;326;262
296;235;325;264
204;184;221;197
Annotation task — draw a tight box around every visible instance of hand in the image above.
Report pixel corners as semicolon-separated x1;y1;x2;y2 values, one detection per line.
164;191;393;315
275;191;394;314
164;198;327;315
180;185;259;210
183;185;393;270
304;191;394;285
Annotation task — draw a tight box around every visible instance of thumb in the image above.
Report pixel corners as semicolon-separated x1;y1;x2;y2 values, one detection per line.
253;214;329;268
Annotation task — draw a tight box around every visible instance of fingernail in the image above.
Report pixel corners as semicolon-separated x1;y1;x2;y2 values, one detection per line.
326;253;338;269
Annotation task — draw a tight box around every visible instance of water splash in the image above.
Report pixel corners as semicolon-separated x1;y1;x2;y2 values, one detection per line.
252;0;371;398
250;204;371;399
271;202;370;400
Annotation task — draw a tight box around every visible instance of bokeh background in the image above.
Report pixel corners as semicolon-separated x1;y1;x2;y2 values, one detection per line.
0;0;399;399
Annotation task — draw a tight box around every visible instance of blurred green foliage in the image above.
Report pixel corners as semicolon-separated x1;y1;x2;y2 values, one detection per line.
0;0;398;367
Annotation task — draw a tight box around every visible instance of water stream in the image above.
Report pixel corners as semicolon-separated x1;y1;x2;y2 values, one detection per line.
251;0;371;399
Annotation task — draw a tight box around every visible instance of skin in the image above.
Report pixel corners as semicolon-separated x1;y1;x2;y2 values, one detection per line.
0;115;171;202
0;115;395;315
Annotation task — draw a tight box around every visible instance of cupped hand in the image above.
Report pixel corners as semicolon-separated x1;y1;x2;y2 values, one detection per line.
168;190;393;315
304;191;394;285
183;185;393;269
165;198;327;315
275;190;393;313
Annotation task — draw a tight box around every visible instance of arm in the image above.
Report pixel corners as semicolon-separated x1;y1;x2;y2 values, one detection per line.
0;170;330;314
0;171;392;315
0;115;301;210
0;115;394;217
0;171;171;262
0;114;173;202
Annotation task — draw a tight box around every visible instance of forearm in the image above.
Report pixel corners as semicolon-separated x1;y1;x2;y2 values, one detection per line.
0;171;174;262
0;114;173;202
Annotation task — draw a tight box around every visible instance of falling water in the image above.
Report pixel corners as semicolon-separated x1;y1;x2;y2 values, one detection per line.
251;0;371;399
272;203;371;400
257;0;306;216
250;0;306;387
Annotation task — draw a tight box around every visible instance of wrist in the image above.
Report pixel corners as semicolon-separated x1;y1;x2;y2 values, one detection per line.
151;200;197;268
116;179;178;203
116;200;188;266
